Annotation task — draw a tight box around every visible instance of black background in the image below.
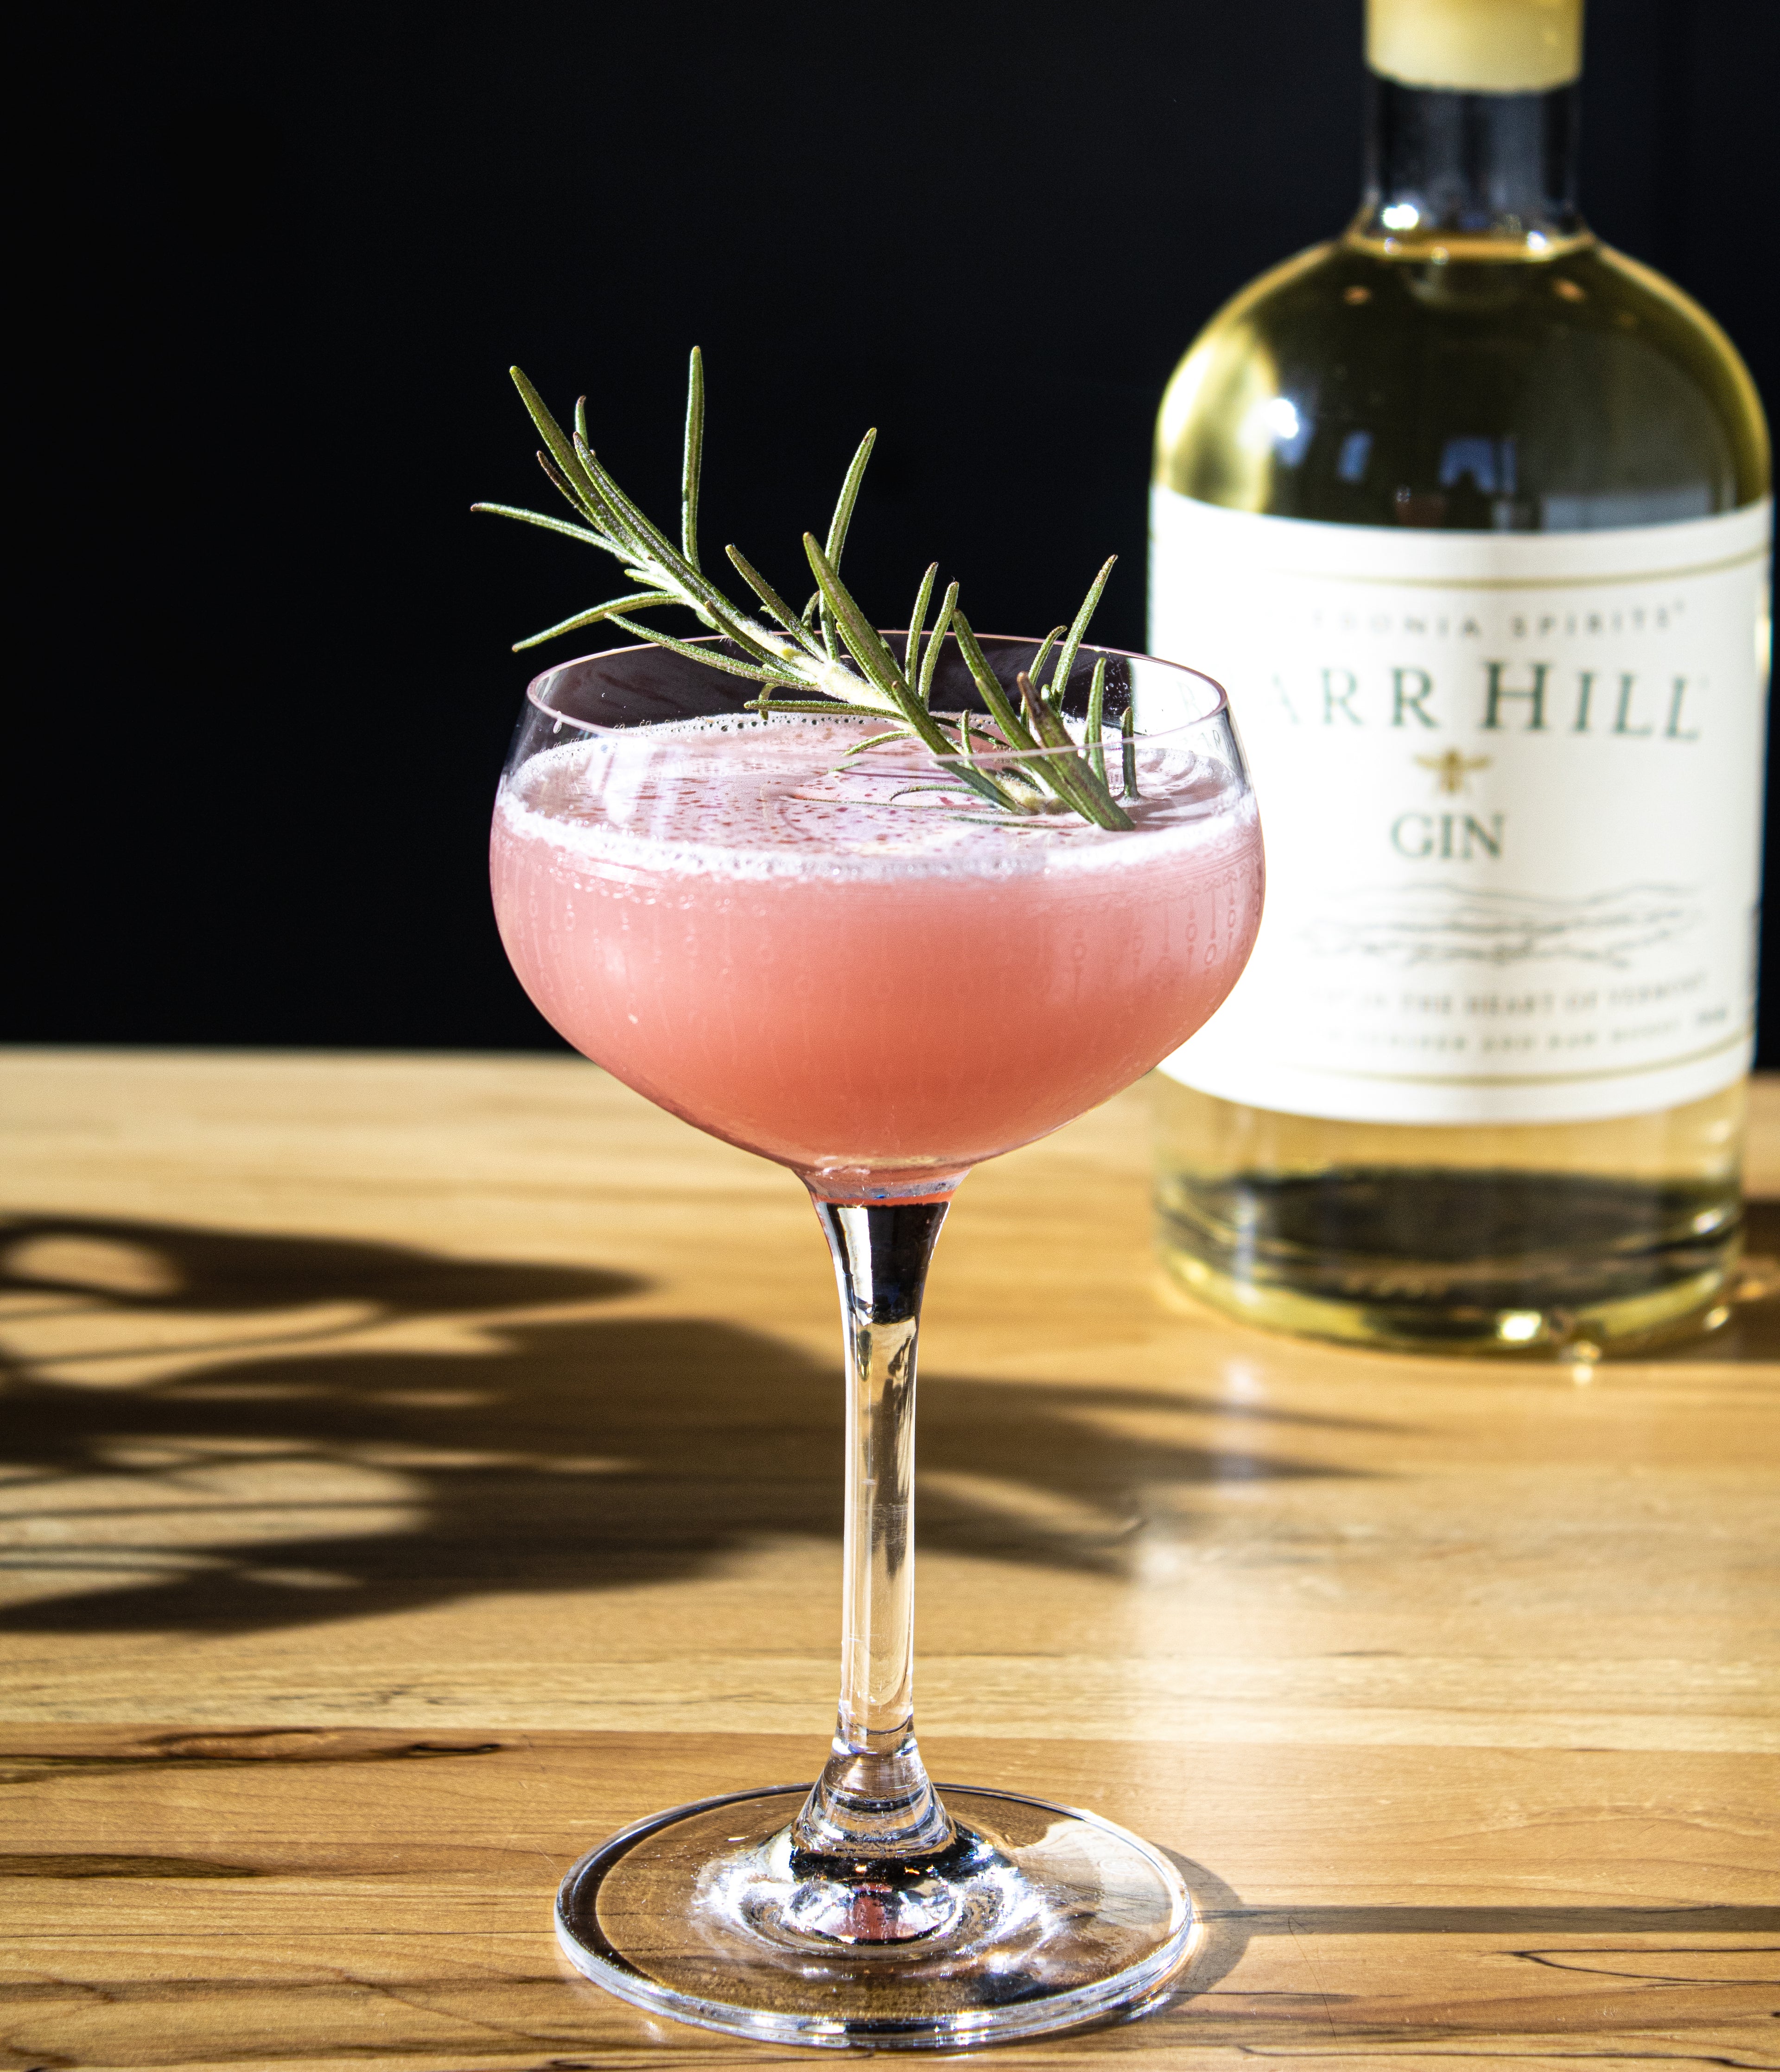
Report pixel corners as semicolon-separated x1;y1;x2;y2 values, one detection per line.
15;0;1777;1058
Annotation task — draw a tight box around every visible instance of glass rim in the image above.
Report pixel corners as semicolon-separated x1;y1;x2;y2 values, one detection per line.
523;632;1233;762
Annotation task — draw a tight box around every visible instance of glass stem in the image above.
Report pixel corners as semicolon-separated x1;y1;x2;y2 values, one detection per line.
793;1198;955;1864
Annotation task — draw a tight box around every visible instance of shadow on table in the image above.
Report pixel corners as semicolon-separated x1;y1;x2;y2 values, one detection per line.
1145;1849;1780;2027
0;1213;1386;1639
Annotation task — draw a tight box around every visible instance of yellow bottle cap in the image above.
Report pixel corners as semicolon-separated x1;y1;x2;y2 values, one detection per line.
1367;0;1584;92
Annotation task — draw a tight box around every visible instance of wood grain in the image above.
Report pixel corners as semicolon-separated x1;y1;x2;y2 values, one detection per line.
2;1049;1776;2068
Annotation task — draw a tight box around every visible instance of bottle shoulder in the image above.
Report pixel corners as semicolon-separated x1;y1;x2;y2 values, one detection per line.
1156;238;1770;528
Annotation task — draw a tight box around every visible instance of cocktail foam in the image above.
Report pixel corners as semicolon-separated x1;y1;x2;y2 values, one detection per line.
497;714;1249;883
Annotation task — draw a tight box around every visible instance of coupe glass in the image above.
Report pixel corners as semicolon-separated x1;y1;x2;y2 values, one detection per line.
490;630;1263;2047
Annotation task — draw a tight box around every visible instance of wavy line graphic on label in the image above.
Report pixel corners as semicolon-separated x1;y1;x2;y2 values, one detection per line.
1302;883;1702;970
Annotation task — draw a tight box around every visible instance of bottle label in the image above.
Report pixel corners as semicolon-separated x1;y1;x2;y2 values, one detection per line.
1150;491;1772;1125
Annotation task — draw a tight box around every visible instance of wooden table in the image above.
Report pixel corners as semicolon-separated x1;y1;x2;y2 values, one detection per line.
2;1050;1775;2069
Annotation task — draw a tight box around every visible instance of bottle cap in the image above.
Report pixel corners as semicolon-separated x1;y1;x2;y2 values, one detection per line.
1367;0;1584;92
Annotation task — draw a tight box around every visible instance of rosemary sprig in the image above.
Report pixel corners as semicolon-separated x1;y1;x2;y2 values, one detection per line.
473;351;1133;829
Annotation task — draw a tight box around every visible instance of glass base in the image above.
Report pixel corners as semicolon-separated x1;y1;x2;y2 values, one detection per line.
1159;1232;1737;1357
555;1782;1196;2049
1152;1079;1749;1360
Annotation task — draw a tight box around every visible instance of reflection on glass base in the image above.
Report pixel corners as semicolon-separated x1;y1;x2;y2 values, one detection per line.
1158;1167;1741;1357
556;1783;1196;2050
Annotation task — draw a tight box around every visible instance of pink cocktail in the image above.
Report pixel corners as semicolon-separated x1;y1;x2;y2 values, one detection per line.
494;633;1262;2048
494;717;1259;1197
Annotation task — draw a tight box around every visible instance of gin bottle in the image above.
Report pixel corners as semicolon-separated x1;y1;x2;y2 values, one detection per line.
1149;0;1771;1355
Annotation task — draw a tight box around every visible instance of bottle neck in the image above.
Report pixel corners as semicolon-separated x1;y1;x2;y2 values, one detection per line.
1350;72;1588;257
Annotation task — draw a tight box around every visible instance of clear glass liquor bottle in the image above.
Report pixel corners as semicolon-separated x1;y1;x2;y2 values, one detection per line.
1151;8;1770;1357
